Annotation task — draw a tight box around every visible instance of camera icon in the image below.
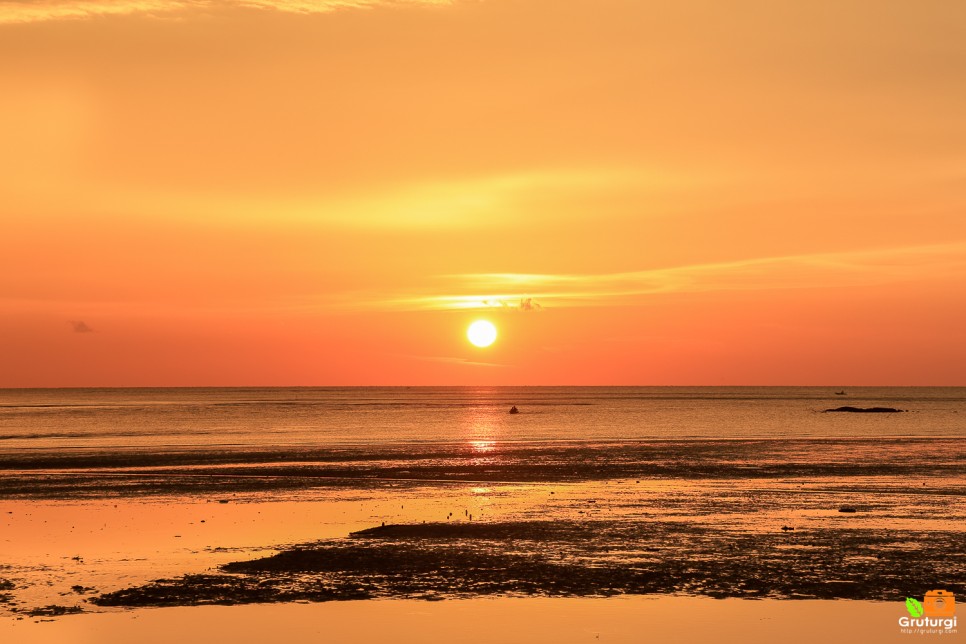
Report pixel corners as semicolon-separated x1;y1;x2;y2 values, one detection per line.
923;590;956;617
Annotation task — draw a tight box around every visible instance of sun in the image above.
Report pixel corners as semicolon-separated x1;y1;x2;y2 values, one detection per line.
467;320;497;347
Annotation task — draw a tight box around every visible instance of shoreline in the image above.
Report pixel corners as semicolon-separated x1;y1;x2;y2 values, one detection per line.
3;451;963;616
1;597;935;644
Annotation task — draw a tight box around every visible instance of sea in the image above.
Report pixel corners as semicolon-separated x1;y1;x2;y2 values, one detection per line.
0;387;963;612
2;386;964;449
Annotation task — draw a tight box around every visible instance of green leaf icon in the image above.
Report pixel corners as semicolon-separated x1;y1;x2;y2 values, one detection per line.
906;597;924;618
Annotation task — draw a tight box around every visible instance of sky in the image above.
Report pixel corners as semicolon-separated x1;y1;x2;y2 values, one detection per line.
2;0;965;386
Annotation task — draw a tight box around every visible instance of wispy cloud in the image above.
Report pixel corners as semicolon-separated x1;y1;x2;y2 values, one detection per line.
83;165;693;233
0;1;186;23
364;243;966;311
0;0;454;24
279;167;668;230
413;355;505;368
237;0;454;13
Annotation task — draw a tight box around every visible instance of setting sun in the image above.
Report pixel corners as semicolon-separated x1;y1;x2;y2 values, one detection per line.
467;320;498;348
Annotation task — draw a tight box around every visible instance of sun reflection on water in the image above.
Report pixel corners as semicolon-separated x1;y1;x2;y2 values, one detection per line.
470;440;496;453
463;406;505;466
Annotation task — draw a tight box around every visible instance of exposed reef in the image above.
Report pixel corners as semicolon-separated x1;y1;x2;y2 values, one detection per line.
92;520;965;607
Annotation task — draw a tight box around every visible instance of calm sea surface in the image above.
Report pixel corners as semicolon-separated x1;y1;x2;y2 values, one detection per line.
1;387;963;453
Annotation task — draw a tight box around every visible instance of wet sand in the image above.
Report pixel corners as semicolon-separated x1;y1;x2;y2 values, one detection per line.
1;437;963;625
91;518;964;606
0;597;937;644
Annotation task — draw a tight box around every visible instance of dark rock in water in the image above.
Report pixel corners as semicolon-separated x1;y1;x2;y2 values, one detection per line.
823;406;905;413
509;406;519;414
24;605;83;617
838;507;858;513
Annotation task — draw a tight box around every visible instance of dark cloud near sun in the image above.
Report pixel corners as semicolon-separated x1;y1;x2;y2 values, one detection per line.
479;298;543;311
69;320;94;333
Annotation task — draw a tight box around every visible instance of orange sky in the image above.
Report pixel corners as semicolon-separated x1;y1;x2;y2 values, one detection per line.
2;0;965;386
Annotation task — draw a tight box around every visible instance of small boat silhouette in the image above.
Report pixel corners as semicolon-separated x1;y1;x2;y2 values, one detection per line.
835;391;847;396
509;406;519;414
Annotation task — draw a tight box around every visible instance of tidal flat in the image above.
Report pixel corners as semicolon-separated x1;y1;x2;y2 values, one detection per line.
92;518;964;607
1;438;963;617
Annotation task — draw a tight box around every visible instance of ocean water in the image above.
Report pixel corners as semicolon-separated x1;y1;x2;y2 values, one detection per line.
1;387;963;452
